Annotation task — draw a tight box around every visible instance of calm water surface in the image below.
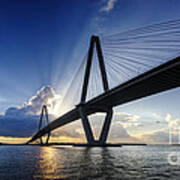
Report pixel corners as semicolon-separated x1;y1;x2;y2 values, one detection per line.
0;145;179;179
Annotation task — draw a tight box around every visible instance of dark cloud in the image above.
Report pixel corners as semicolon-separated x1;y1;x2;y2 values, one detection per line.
0;115;38;137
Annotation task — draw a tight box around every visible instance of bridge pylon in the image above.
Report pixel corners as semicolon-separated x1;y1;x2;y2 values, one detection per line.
77;35;113;145
38;105;51;145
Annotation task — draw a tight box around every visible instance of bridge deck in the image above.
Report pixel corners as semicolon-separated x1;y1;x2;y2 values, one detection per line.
28;56;180;143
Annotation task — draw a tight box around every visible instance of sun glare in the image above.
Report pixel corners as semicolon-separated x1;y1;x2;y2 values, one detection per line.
47;96;72;118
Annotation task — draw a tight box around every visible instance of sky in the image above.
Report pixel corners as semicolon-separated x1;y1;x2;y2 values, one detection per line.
0;0;180;144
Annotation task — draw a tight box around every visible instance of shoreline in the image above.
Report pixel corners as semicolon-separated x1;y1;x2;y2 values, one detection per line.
1;143;180;147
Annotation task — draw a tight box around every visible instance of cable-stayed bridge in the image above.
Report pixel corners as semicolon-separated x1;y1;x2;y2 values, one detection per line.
27;19;180;145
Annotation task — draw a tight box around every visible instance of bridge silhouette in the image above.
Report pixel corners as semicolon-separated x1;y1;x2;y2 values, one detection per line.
27;19;180;145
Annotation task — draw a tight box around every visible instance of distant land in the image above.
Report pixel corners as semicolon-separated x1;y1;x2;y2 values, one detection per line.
1;142;180;147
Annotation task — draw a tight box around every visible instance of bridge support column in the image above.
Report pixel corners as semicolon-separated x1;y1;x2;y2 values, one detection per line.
77;104;113;145
78;35;113;145
78;105;95;144
38;105;51;145
99;108;113;144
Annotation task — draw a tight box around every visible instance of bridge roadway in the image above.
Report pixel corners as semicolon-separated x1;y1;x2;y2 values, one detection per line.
27;56;180;143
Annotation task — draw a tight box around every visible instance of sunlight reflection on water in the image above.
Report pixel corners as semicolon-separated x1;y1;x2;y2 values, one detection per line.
0;145;180;179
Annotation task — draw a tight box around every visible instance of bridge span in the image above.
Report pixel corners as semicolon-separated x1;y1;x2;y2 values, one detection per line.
27;51;180;144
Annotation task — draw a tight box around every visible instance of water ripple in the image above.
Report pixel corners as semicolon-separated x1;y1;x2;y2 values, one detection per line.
0;145;180;179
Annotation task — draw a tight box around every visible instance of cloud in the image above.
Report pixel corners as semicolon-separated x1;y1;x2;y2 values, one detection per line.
122;122;144;128
5;86;60;117
142;129;169;144
138;113;180;144
51;113;135;142
0;115;39;137
109;122;130;139
83;113;141;142
165;113;180;129
141;127;180;144
0;86;60;137
100;0;117;12
52;121;84;139
48;115;134;143
113;112;140;122
110;112;143;129
91;0;118;34
141;129;171;144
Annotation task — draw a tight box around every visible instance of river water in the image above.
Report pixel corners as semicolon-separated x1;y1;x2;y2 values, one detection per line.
0;145;179;179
